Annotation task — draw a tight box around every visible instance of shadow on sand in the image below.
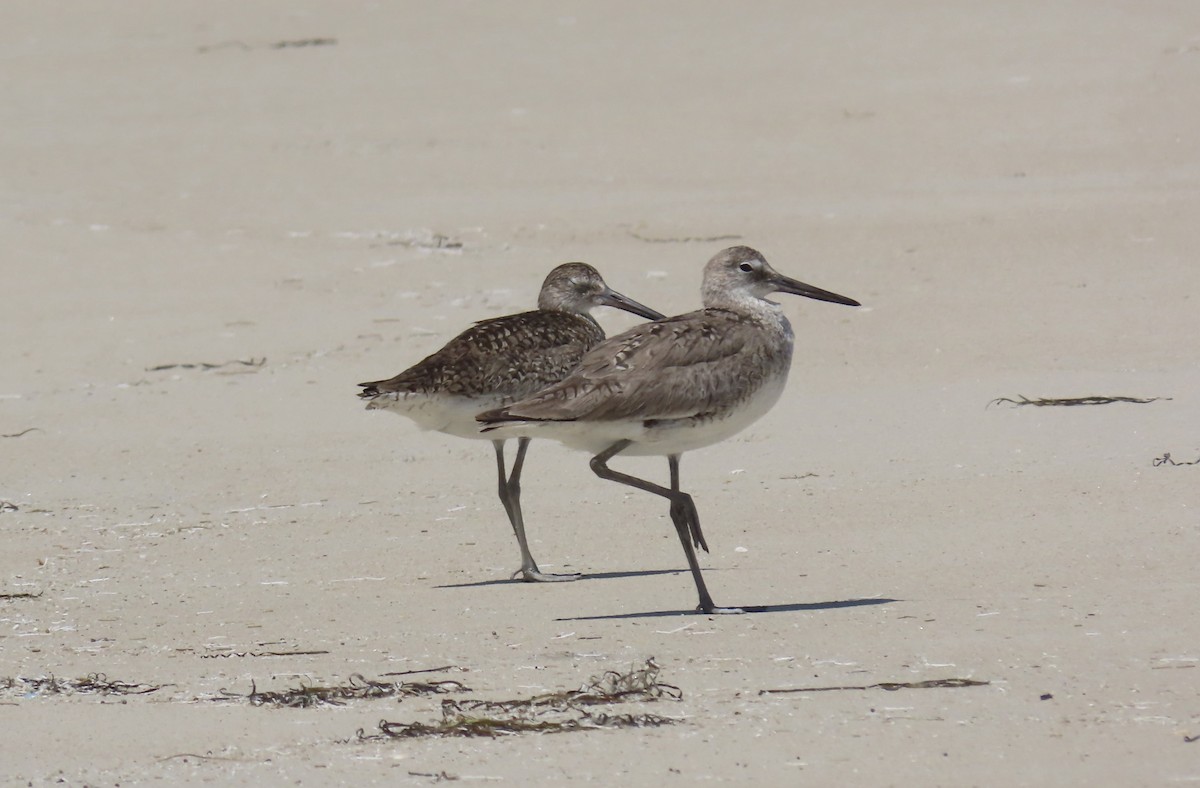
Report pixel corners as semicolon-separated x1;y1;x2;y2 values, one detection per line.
434;568;685;590
554;597;899;621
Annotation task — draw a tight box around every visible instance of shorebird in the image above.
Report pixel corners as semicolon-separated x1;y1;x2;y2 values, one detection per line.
358;263;663;582
477;246;860;614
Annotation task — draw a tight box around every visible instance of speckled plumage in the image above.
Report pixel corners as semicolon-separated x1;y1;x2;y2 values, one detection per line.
357;262;662;583
359;309;605;405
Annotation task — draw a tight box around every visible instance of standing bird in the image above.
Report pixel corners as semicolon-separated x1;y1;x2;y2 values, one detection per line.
478;246;860;613
359;263;663;582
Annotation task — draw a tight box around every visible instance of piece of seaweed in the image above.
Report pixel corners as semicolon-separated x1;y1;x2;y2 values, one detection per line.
217;673;468;708
989;395;1168;408
1153;452;1200;467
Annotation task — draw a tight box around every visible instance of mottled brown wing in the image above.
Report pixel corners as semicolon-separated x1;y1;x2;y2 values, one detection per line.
488;309;770;422
359;311;604;400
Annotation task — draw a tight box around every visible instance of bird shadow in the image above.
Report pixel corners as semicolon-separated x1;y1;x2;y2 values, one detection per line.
554;597;899;622
434;568;684;590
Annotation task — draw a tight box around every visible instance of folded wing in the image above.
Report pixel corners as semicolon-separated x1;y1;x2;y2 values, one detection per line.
482;309;778;423
360;311;603;399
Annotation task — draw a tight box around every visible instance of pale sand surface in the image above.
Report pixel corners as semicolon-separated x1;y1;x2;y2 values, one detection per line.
4;2;1200;784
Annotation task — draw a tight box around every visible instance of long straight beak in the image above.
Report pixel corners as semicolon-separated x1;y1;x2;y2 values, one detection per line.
599;288;666;320
772;274;861;307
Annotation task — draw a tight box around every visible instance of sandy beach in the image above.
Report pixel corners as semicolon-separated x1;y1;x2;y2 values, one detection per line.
4;2;1200;784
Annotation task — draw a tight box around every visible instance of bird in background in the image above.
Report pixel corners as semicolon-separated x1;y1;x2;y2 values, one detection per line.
359;263;664;582
478;246;860;614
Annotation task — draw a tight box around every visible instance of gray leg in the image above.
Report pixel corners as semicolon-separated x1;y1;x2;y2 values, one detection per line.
493;439;579;583
590;440;743;614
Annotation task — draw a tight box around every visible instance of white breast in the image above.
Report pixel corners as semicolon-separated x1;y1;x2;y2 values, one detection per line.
366;392;503;441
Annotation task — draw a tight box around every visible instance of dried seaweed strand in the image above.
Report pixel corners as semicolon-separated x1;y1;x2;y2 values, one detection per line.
218;674;469;708
989;395;1168;408
146;357;266;372
760;678;989;695
407;771;458;782
1153;453;1200;467
2;673;163;696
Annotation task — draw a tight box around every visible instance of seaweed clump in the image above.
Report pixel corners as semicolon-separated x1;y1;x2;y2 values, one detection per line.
1;673;162;697
358;658;681;739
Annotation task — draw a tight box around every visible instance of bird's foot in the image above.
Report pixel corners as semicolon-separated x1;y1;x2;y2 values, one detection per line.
512;567;582;583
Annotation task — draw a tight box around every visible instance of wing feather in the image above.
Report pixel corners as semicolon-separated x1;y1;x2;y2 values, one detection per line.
485;309;782;422
359;311;604;400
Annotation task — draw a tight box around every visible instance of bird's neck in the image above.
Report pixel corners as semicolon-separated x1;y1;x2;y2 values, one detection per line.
708;294;788;328
541;306;599;329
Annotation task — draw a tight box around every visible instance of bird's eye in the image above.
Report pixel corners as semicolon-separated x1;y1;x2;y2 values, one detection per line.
738;262;754;273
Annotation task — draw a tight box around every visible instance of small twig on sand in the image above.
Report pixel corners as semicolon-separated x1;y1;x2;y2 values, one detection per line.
629;231;744;244
1;428;40;438
0;590;41;600
759;678;989;695
270;38;337;49
407;771;459;782
199;649;330;659
197;39;336;54
157;752;253;763
376;232;463;251
381;665;464;677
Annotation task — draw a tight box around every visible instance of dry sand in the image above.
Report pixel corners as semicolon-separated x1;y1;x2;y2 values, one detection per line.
4;1;1200;784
